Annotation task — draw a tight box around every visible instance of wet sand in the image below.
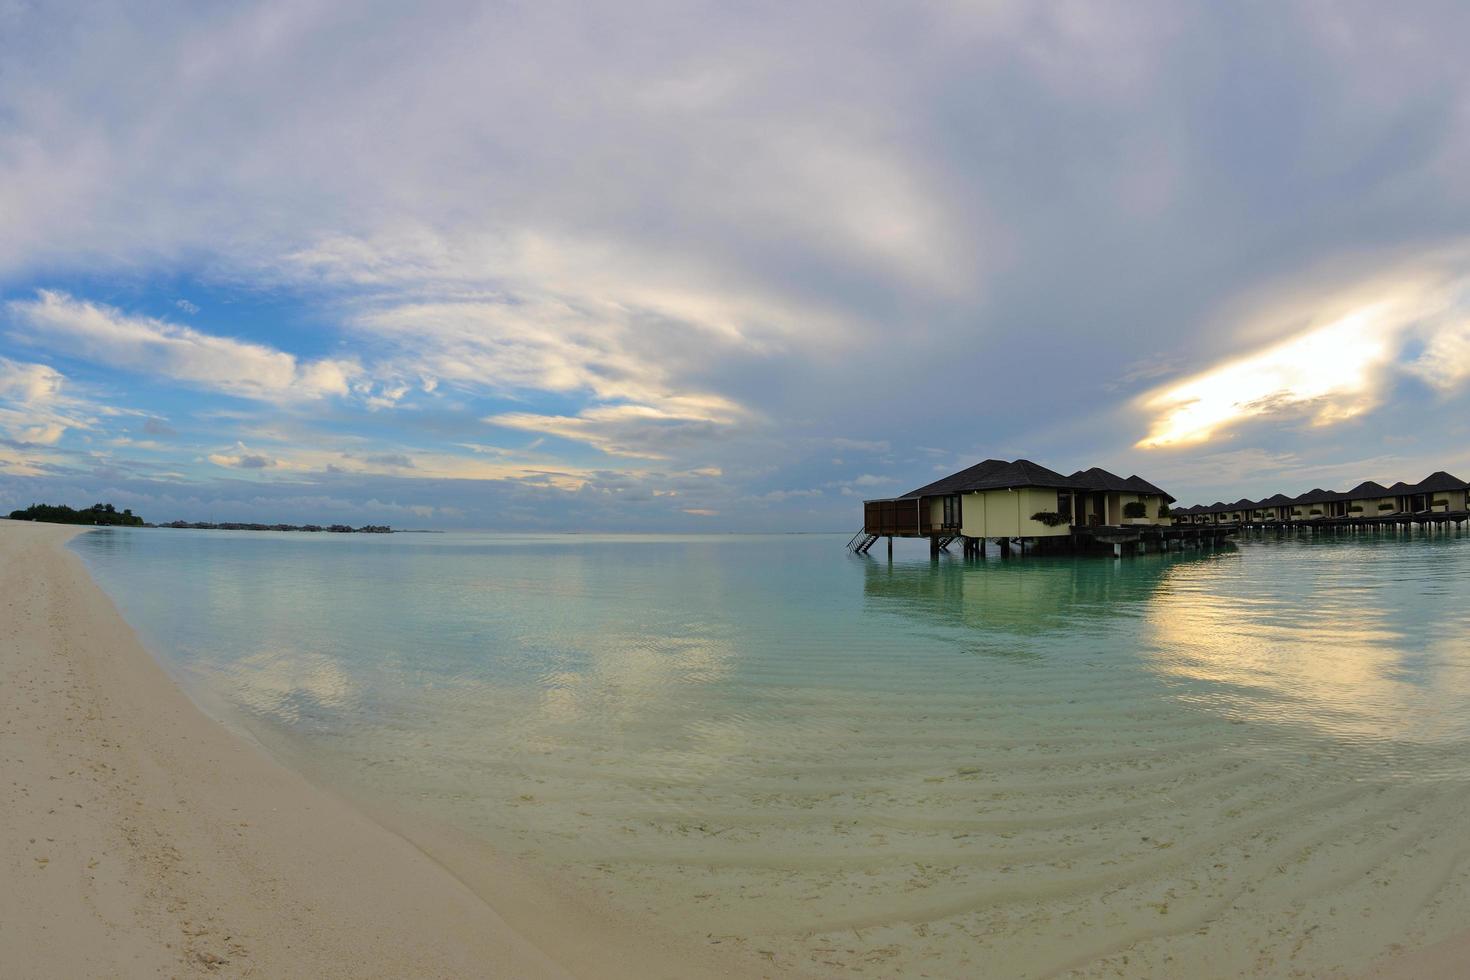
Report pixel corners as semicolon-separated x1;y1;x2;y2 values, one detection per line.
0;520;755;979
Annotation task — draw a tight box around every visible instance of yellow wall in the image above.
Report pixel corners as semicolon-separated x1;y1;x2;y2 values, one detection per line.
1117;492;1171;525
1429;489;1468;511
959;487;1071;538
1344;496;1393;516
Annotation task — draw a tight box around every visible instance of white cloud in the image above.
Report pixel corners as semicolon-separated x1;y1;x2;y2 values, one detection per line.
9;290;361;402
207;442;281;470
1137;252;1470;449
0;356;92;447
0;358;64;404
486;402;741;459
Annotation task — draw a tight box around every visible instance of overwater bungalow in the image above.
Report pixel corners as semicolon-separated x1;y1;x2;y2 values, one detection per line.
1227;498;1256;524
1340;481;1391;518
1257;493;1295;522
1290;488;1338;520
1173;471;1470;528
856;458;1203;557
1406;471;1470;513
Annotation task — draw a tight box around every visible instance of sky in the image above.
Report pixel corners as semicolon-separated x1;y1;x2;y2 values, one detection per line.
3;1;1470;529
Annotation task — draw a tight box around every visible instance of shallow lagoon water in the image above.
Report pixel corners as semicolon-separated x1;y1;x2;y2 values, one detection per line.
73;528;1470;977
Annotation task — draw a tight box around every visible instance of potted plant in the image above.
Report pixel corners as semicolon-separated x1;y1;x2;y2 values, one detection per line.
1309;508;1323;516
1433;498;1449;511
1348;505;1363;513
1030;511;1068;528
1378;503;1394;512
1122;501;1148;524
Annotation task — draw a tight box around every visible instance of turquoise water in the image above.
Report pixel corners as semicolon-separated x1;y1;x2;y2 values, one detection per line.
72;528;1470;977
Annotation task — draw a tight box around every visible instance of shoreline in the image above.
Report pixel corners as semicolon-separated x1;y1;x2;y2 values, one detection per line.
0;520;758;978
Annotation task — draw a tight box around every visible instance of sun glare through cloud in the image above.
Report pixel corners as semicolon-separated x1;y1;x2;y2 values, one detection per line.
1137;262;1470;450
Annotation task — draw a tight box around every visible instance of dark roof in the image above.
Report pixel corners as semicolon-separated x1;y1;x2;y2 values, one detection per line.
1410;471;1470;493
1068;468;1177;502
1069;467;1131;491
1229;498;1257;509
1386;481;1414;494
1258;493;1294;506
901;458;1079;498
1124;474;1176;502
1291;487;1339;505
1343;480;1389;498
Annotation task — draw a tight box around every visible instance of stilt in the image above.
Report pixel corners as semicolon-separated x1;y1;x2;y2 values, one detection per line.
1113;542;1122;558
979;539;987;557
887;536;893;560
929;536;940;559
999;538;1012;558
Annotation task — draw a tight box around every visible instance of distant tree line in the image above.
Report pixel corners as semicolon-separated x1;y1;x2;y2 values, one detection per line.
159;521;392;533
7;502;146;526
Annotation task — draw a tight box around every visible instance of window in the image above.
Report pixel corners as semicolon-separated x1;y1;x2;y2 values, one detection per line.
942;495;961;526
1057;491;1073;521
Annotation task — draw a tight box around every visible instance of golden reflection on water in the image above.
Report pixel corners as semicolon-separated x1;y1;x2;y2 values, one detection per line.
1145;535;1470;748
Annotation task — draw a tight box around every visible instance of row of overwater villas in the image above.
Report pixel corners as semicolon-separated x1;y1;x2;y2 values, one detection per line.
1172;471;1470;525
862;458;1176;540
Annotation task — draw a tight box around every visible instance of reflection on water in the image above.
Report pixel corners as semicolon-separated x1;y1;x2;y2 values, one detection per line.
73;527;1470;977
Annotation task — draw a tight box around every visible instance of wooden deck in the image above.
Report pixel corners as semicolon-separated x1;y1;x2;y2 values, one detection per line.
849;523;1236;558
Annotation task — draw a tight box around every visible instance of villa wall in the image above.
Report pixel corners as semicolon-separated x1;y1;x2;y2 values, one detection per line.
1344;496;1395;516
1429;489;1469;511
1116;493;1171;525
959;488;1072;538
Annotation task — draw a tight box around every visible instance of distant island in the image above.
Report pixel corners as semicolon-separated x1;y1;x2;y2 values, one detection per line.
158;521;392;533
7;503;146;526
5;502;391;533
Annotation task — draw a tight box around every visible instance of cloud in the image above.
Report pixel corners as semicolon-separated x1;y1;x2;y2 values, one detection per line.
9;290;360;402
0;356;93;448
5;4;1470;520
0;358;64;404
1136;253;1470;449
831;438;890;453
207;442;280;469
360;453;414;469
486;402;742;459
757;488;823;501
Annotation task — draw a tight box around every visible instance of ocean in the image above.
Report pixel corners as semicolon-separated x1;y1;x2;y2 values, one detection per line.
72;527;1470;977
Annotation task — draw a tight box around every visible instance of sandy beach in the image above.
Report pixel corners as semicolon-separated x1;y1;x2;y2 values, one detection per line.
0;520;758;979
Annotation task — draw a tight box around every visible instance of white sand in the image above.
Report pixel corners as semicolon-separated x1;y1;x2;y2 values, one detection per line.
0;520;760;979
